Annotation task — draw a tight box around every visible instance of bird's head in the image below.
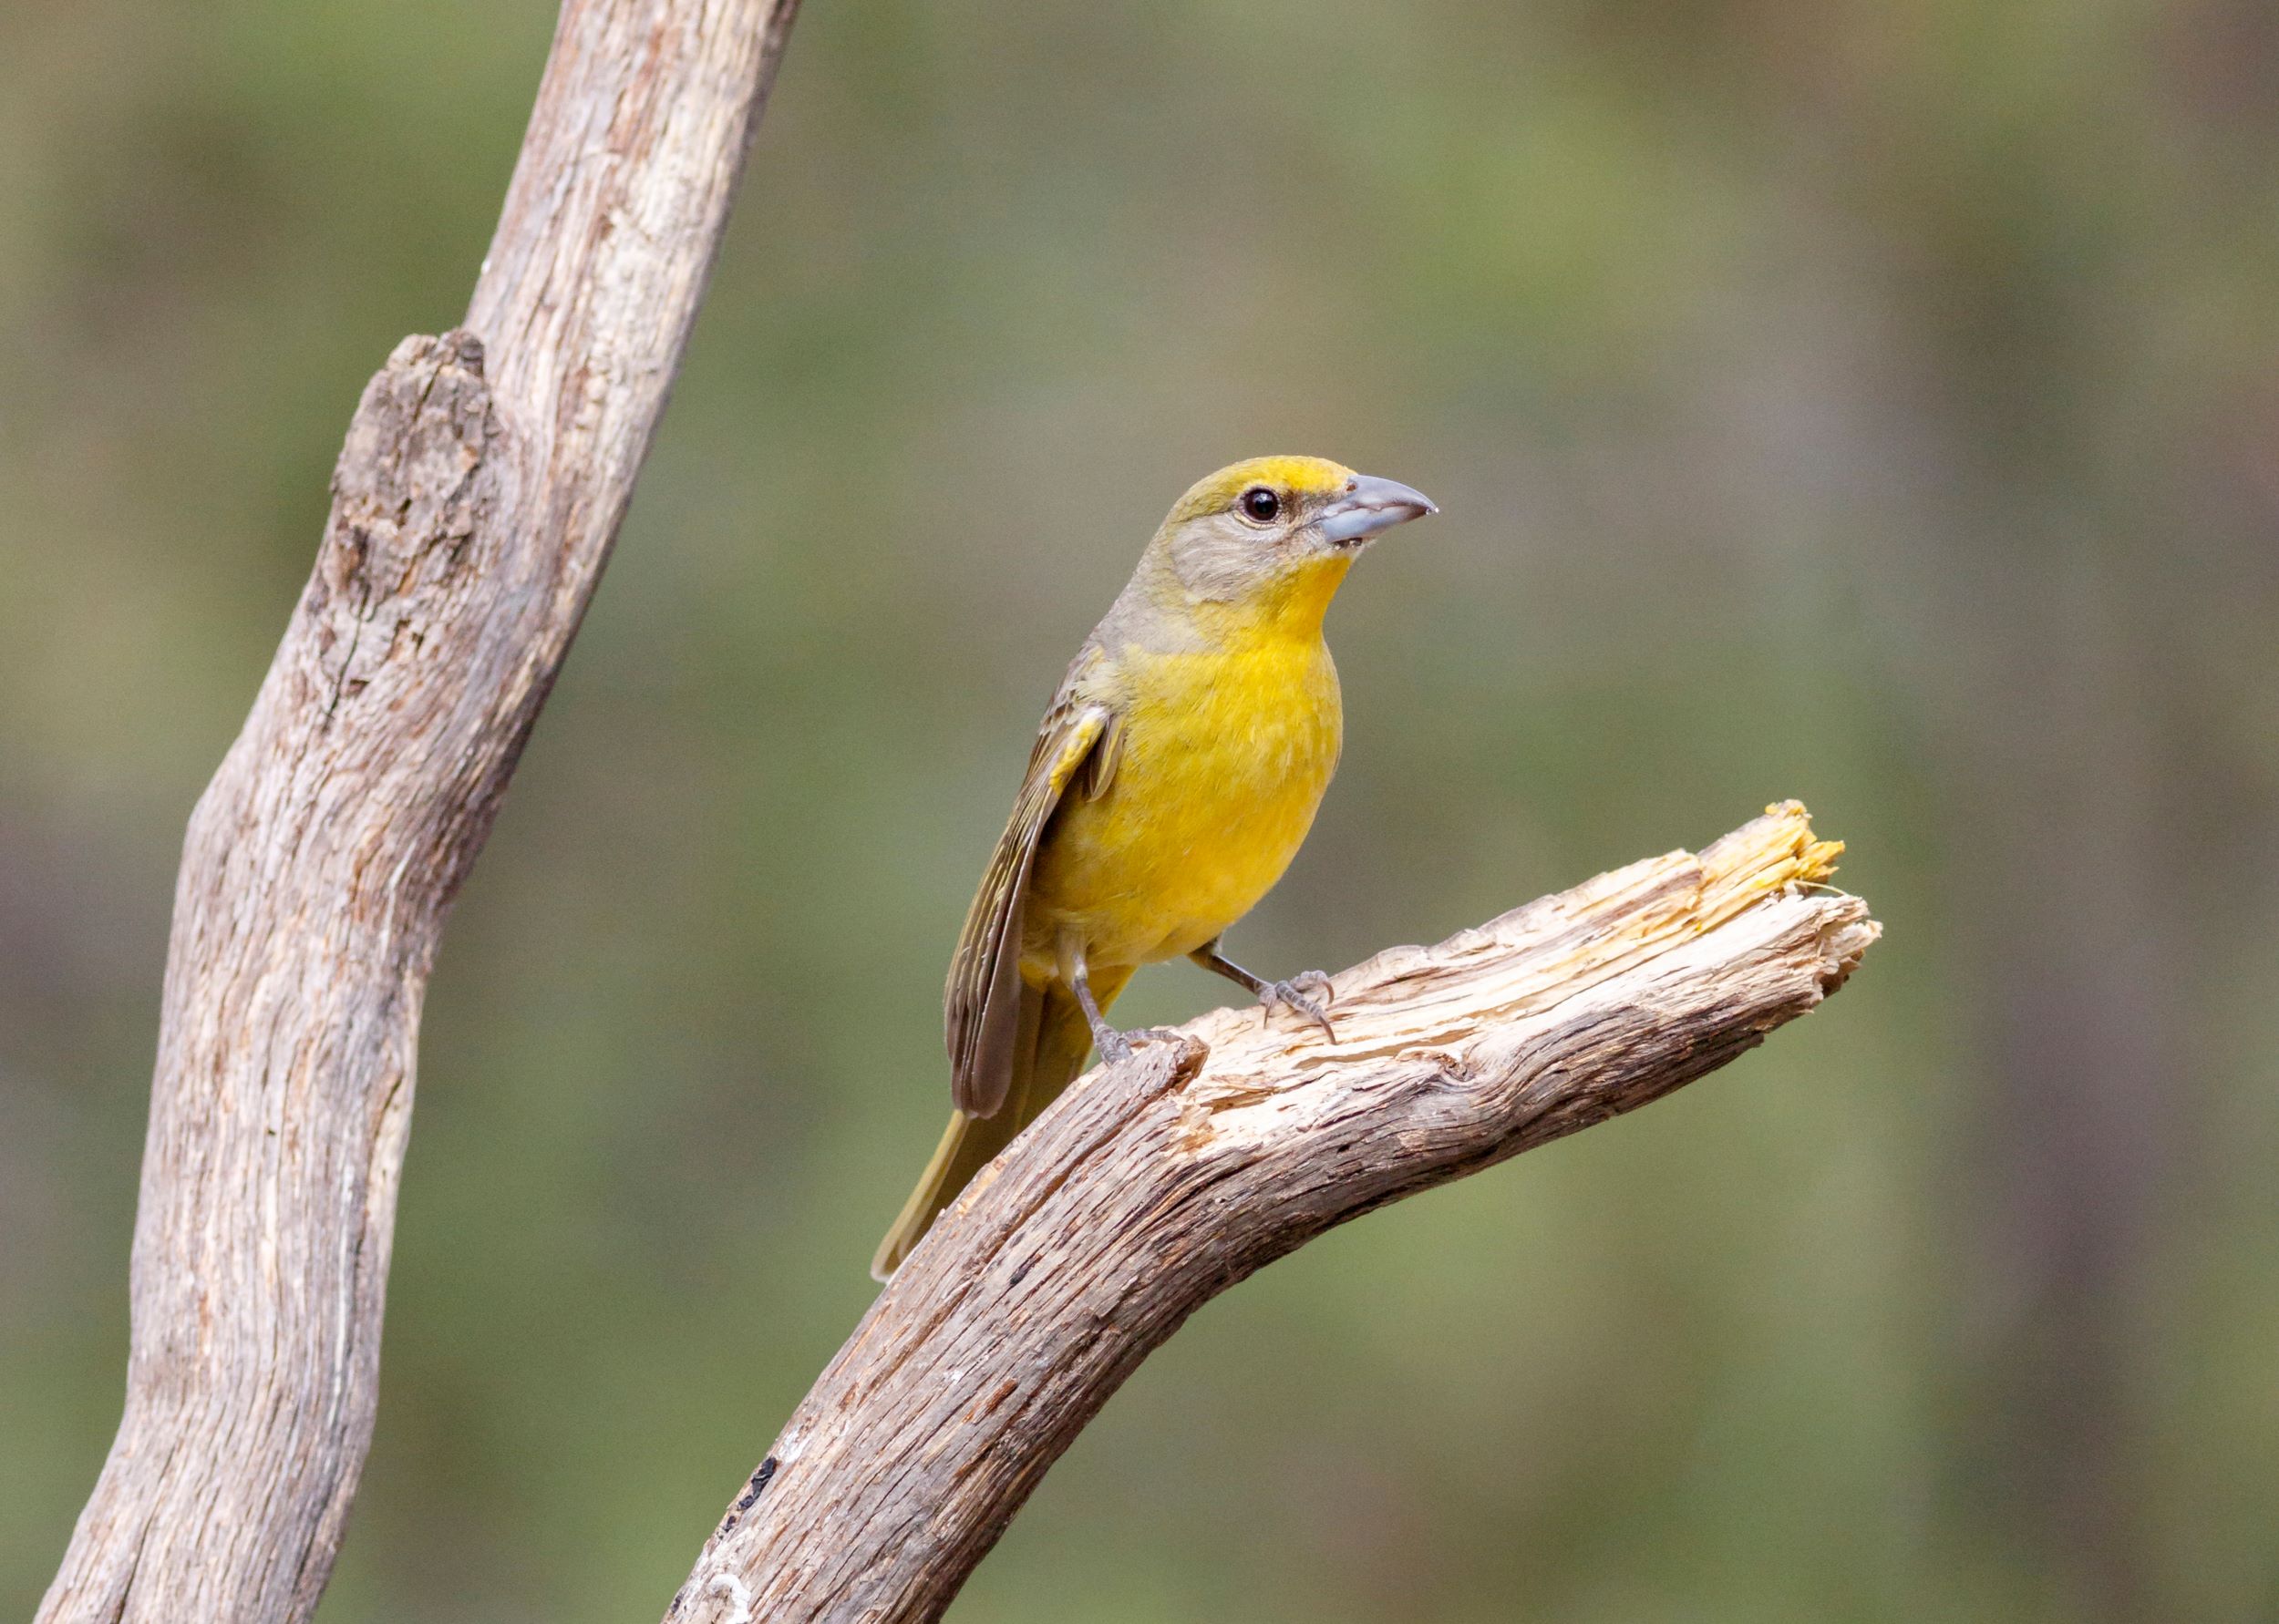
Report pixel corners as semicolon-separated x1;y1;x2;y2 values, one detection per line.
1143;456;1437;629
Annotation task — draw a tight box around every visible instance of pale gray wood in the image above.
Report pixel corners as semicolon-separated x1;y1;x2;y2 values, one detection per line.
37;2;801;1619
669;803;1879;1624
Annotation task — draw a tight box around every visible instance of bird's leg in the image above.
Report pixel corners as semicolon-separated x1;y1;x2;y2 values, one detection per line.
1067;955;1129;1061
1189;939;1336;1040
1066;946;1179;1064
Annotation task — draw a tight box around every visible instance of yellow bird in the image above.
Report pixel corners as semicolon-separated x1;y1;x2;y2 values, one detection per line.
871;456;1436;1280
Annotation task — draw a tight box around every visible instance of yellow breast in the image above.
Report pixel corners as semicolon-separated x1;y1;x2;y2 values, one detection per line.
1027;632;1343;971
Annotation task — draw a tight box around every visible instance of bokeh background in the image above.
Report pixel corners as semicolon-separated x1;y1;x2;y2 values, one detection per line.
5;0;2277;1619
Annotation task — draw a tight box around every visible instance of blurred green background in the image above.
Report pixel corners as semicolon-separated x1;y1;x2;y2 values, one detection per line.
5;0;2277;1619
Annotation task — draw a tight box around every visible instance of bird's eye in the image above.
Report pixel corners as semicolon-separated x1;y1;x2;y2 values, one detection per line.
1239;487;1282;524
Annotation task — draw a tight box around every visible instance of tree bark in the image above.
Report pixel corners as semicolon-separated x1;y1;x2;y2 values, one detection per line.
668;801;1878;1624
37;2;800;1620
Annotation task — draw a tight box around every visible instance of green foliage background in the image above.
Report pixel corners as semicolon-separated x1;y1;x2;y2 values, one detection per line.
5;0;2276;1619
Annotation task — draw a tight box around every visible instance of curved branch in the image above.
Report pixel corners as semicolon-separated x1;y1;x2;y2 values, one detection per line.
39;3;800;1620
669;802;1879;1624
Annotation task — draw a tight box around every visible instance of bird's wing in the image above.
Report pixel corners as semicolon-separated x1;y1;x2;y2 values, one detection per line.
944;688;1117;1116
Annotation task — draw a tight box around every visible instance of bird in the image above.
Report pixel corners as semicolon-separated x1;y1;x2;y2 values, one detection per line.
871;456;1437;1281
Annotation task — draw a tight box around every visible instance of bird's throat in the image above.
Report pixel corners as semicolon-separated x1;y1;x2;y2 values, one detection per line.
1189;552;1354;648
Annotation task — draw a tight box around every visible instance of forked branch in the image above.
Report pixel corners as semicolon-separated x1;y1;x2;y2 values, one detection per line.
668;800;1879;1624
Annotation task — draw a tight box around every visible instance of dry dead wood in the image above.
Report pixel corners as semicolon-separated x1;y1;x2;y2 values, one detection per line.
33;0;1881;1616
37;2;801;1620
668;801;1877;1624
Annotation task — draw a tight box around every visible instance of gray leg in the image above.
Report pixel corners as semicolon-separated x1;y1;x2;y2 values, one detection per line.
1068;952;1136;1063
1189;939;1336;1039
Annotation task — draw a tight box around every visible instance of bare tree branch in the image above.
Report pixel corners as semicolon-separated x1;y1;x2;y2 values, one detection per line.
38;3;800;1620
35;4;1880;1617
667;802;1877;1624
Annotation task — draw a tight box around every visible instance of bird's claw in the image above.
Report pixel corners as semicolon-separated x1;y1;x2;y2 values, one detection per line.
1260;971;1336;1040
1094;1025;1183;1065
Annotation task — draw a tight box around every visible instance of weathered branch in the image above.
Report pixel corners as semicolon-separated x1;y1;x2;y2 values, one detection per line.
38;3;799;1620
668;802;1877;1624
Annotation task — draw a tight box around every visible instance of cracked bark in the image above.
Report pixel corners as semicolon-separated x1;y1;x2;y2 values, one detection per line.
36;2;801;1620
666;801;1879;1624
35;3;1881;1616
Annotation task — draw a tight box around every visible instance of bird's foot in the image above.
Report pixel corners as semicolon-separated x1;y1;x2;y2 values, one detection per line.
1258;971;1336;1040
1093;1025;1186;1065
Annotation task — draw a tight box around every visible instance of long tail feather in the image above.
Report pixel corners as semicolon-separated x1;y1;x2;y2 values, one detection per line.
871;977;1113;1281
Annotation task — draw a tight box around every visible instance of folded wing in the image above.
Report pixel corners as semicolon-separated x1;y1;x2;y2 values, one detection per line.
944;693;1117;1115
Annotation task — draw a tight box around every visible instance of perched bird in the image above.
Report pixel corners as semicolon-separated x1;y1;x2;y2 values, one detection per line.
871;456;1436;1281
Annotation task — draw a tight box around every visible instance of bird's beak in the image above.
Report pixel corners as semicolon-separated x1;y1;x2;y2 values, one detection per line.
1317;474;1439;546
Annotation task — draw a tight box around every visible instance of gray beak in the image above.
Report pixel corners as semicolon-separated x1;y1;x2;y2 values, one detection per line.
1317;473;1439;546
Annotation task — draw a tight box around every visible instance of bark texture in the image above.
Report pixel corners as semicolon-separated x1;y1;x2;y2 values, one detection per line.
38;2;800;1620
669;801;1879;1624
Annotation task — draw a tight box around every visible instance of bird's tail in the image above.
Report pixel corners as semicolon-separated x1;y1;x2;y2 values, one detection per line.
871;976;1114;1282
